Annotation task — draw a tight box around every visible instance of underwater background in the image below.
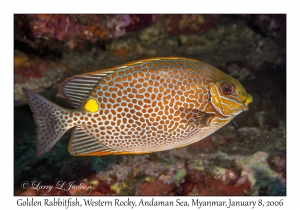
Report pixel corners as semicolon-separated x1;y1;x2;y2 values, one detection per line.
14;14;286;196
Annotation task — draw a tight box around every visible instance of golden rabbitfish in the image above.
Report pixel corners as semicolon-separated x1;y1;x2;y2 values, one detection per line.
23;57;253;156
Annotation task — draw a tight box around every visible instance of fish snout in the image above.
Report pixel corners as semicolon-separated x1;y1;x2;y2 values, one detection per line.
243;93;253;110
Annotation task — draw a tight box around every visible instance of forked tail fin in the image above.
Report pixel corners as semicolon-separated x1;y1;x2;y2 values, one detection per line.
23;88;72;156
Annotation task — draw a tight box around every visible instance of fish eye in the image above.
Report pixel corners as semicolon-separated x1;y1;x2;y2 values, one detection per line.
221;83;235;95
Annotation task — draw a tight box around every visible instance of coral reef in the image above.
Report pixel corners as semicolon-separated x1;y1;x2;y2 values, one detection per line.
19;145;286;195
14;14;286;196
15;14;158;52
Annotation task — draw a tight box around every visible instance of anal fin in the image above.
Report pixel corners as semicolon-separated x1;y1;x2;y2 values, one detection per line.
69;125;115;156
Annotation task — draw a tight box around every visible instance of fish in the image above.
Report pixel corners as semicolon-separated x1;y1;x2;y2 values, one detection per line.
23;57;253;156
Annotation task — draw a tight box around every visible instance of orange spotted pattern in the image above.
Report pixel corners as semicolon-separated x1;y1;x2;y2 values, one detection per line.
23;57;253;156
67;58;250;154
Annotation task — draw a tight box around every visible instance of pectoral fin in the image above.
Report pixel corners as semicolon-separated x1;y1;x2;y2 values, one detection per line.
178;107;215;128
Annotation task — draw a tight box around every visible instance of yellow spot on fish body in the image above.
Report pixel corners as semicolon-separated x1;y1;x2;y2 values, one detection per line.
84;98;99;113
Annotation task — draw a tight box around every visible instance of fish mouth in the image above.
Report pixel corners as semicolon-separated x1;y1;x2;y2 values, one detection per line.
243;93;253;111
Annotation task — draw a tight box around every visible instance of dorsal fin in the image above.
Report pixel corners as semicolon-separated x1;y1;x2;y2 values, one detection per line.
59;70;113;108
59;57;201;109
